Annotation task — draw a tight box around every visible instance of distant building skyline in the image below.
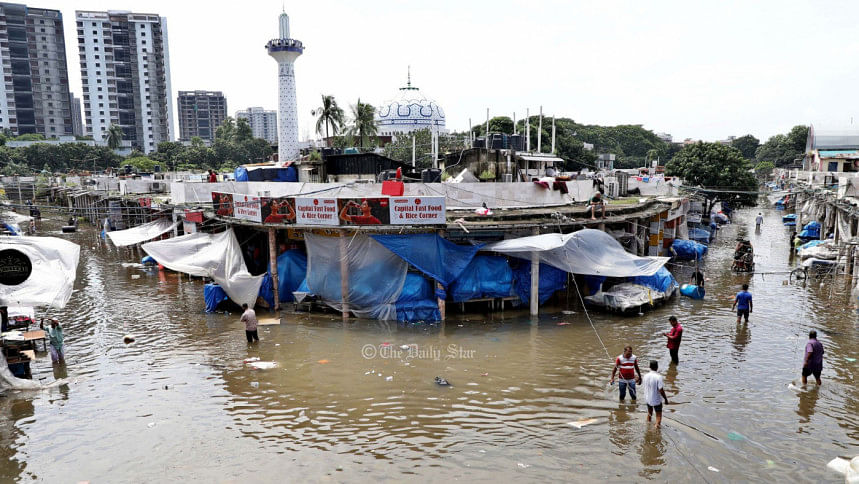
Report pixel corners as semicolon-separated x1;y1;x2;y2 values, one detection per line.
69;93;83;136
76;9;174;153
236;106;277;144
177;90;226;143
0;2;74;137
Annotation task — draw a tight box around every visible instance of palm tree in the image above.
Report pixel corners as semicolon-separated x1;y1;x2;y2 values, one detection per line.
348;98;378;148
106;124;123;150
314;95;345;146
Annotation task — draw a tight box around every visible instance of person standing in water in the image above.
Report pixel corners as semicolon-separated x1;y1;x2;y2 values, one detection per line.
664;316;683;365
240;303;259;343
732;283;753;323
610;346;642;402
641;360;669;428
40;318;65;364
802;330;824;385
755;212;764;231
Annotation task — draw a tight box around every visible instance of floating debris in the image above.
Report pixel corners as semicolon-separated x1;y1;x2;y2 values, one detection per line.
123;334;136;344
435;376;451;386
568;418;599;429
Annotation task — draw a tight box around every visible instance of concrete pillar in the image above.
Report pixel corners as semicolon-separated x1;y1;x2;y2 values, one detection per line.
172;210;179;237
437;229;446;321
530;227;540;316
268;228;280;311
339;229;350;322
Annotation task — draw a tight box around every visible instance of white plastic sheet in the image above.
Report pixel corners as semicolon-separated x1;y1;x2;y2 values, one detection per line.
483;229;669;277
107;218;177;247
142;229;263;306
305;233;407;320
0;236;80;308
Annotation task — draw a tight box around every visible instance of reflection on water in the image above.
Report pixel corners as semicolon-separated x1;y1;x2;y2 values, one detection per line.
0;208;857;481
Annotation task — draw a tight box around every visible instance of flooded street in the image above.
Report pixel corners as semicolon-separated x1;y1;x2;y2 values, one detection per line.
2;206;857;482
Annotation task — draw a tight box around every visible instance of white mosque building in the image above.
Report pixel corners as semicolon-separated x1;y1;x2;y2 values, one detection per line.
375;70;446;139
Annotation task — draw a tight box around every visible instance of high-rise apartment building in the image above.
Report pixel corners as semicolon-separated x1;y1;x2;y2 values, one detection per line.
76;10;174;153
0;3;73;137
177;90;226;142
235;107;277;144
69;93;83;136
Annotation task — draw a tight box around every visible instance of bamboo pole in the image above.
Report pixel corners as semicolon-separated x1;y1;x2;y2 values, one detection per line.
268;228;280;311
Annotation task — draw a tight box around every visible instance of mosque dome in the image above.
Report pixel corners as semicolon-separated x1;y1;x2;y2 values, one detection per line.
376;71;446;137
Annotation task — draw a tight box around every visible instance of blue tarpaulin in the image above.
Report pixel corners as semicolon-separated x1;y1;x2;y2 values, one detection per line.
799;221;821;239
512;262;567;305
797;239;826;253
204;283;229;313
256;249;308;303
3;223;19;235
234;166;249;181
395;273;441;322
371;234;482;287
448;255;514;302
689;228;712;244
670;239;708;260
629;266;677;294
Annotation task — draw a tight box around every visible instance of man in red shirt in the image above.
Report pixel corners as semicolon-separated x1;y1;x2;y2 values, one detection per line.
610;345;642;402
664;316;683;365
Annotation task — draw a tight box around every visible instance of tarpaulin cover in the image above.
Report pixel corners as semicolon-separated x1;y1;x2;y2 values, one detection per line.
670;239;708;260
797;239;826;253
629;266;677;294
712;213;729;224
234;166;249;181
3;223;19;235
277;249;307;302
395;273;441;322
107;218;177;247
259;272;274;308
142;229;264;307
799;221;821;239
484;229;669;277
448;255;513;302
371;234;483;287
0;236;80;308
513;262;567;305
305;233;408;320
204;283;229;313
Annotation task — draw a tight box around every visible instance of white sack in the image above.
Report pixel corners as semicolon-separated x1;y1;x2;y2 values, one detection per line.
483;228;669;277
142;229;263;306
0;236;80;308
107;218;177;247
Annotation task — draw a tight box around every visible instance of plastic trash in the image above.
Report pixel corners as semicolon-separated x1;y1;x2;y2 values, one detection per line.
435;376;451;386
247;361;278;370
123;335;135;344
400;345;410;350
727;431;745;441
517;463;530;469
317;359;330;364
708;466;719;472
557;322;571;326
250;381;259;388
131;274;141;280
826;456;859;483
568;418;599;429
147;422;156;428
562;310;576;315
243;357;260;363
385;376;393;381
846;358;857;362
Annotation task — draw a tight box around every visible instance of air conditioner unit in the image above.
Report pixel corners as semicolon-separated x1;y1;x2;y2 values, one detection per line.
150;182;164;192
606;181;619;198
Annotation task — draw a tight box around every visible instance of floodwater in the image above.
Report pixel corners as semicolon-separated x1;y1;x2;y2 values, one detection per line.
1;205;857;482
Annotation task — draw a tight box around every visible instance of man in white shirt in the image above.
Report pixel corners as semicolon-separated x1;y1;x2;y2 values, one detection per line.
755;213;763;231
641;360;669;428
240;303;259;343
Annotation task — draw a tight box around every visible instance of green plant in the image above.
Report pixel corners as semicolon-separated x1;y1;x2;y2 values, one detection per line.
478;169;495;180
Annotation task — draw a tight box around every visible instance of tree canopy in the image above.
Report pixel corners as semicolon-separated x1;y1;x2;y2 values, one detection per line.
382;129;468;169
348;99;378;148
755;125;808;167
731;135;760;160
665;141;758;212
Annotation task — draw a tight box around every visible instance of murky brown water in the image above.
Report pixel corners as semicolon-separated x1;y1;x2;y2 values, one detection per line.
1;206;857;482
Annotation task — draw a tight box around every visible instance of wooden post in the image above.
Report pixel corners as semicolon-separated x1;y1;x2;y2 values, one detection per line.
268;228;280;311
437;229;446;320
530;227;540;316
339;229;350;322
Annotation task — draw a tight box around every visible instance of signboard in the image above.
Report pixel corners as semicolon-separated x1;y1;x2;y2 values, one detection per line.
667;200;689;221
337;198;390;226
184;210;203;223
260;196;296;224
212;192;234;217
233;194;261;222
389;196;446;225
0;249;32;285
183;221;198;234
295;197;340;226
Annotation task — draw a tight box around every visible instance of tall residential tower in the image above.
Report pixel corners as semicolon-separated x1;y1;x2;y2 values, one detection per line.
0;3;73;137
177;90;226;143
266;10;303;162
76;10;174;153
236;107;277;144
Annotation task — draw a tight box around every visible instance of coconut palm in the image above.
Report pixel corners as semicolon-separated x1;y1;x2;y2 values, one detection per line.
314;95;345;146
348;98;378;148
106;124;123;150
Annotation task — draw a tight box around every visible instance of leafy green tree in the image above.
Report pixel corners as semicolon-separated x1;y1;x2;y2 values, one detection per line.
14;133;45;141
235;118;253;143
755;160;775;179
383;129;466;168
665;142;758;214
471;116;515;136
215;117;236;142
348;99;378;148
106;124;123;150
315;95;345;144
731;135;760;160
124;156;157;172
755;125;808;167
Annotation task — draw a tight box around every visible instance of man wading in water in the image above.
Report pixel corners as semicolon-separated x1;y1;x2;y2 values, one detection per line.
610;346;642;402
802;330;824;386
663;316;683;365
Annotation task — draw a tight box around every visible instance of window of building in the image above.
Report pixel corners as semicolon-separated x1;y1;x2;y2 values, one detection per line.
92;30;97;35
100;111;104;115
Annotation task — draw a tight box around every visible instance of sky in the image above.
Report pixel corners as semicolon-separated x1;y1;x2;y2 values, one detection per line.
58;0;859;143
